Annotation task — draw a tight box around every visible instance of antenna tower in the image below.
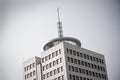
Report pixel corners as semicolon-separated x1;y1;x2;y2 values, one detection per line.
57;8;63;38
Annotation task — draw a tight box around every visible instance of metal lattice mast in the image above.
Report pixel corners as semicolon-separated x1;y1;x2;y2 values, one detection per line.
57;8;63;38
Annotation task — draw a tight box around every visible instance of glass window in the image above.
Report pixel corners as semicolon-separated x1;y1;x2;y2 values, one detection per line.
61;66;63;72
59;49;61;54
49;54;51;59
56;51;58;56
52;52;55;58
77;52;79;57
73;50;76;56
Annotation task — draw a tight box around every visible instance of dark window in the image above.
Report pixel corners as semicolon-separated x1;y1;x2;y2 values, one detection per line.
73;75;75;80
42;58;44;63
67;57;70;62
79;68;82;73
71;58;73;63
90;56;92;61
66;48;69;53
50;71;52;76
84;54;86;59
62;75;64;80
48;54;51;59
30;72;32;77
81;61;84;66
52;52;55;58
33;71;35;75
86;70;88;75
85;62;87;67
59;49;61;54
78;60;81;65
60;57;62;63
73;50;76;56
57;67;60;73
46;64;48;69
75;67;78;72
56;59;59;64
80;53;83;58
87;55;89;60
43;66;45;71
49;63;52;68
96;58;99;62
82;69;85;74
69;74;72;79
56;51;58;56
70;49;72;54
45;56;47;61
47;72;49;78
68;65;71;71
53;61;56;66
54;69;57;75
93;57;95;61
77;52;79;57
61;66;63;72
74;59;77;64
72;66;74;71
76;76;79;80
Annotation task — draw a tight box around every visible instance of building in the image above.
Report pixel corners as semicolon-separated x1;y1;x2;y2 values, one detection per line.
23;8;108;80
23;56;41;80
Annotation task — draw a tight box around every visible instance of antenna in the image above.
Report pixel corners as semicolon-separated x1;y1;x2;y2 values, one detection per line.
57;7;63;38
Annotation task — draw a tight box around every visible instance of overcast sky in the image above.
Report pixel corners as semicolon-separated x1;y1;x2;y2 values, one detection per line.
0;0;120;80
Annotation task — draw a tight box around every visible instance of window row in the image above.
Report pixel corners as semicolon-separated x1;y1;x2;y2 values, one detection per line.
43;66;63;79
68;65;107;79
67;57;105;72
66;48;104;64
42;49;61;63
69;74;92;80
42;57;62;71
24;63;35;72
52;75;64;80
24;71;36;79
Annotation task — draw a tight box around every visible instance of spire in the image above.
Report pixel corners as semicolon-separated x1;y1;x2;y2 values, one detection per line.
57;7;63;38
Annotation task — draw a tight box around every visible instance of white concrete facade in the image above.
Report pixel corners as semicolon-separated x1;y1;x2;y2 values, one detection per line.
41;42;108;80
23;56;41;80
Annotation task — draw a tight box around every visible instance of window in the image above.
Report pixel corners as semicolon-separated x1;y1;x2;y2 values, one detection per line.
59;49;61;54
81;61;84;66
77;52;79;57
42;58;44;63
96;58;98;62
30;72;32;77
43;74;45;79
69;74;72;80
79;68;82;73
67;57;70;62
89;71;92;76
76;76;79;80
53;61;56;66
75;67;78;72
60;58;62;63
33;63;35;67
71;58;73;63
70;49;72;54
45;56;48;61
30;64;32;69
61;66;63;72
82;69;85;74
80;53;83;58
93;57;95;61
24;67;26;72
68;65;71;71
88;63;90;67
66;48;69;53
56;59;59;64
87;55;89;60
57;67;60;73
50;71;52;76
71;66;74;71
43;66;45;71
85;62;87;67
27;66;29;70
33;71;35;75
25;75;26;79
73;50;76;55
54;69;57;75
62;75;64;80
86;70;88;75
56;51;58;56
48;54;51;59
58;76;61;80
52;52;55;58
49;63;52;68
84;54;86;59
47;72;49;78
46;64;49;69
90;56;92;61
27;73;29;78
78;60;81;65
74;59;77;64
72;75;75;80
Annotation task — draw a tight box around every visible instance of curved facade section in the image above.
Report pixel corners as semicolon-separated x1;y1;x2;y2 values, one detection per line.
43;37;81;51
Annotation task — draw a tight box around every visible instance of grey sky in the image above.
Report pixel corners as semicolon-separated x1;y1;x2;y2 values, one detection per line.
0;0;120;80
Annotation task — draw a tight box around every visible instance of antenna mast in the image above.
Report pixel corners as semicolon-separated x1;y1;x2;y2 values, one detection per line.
57;7;63;38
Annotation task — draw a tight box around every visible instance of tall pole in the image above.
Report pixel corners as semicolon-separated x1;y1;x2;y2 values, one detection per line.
57;7;63;38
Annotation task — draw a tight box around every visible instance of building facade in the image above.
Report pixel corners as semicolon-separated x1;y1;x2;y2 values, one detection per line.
23;56;41;80
41;41;108;80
